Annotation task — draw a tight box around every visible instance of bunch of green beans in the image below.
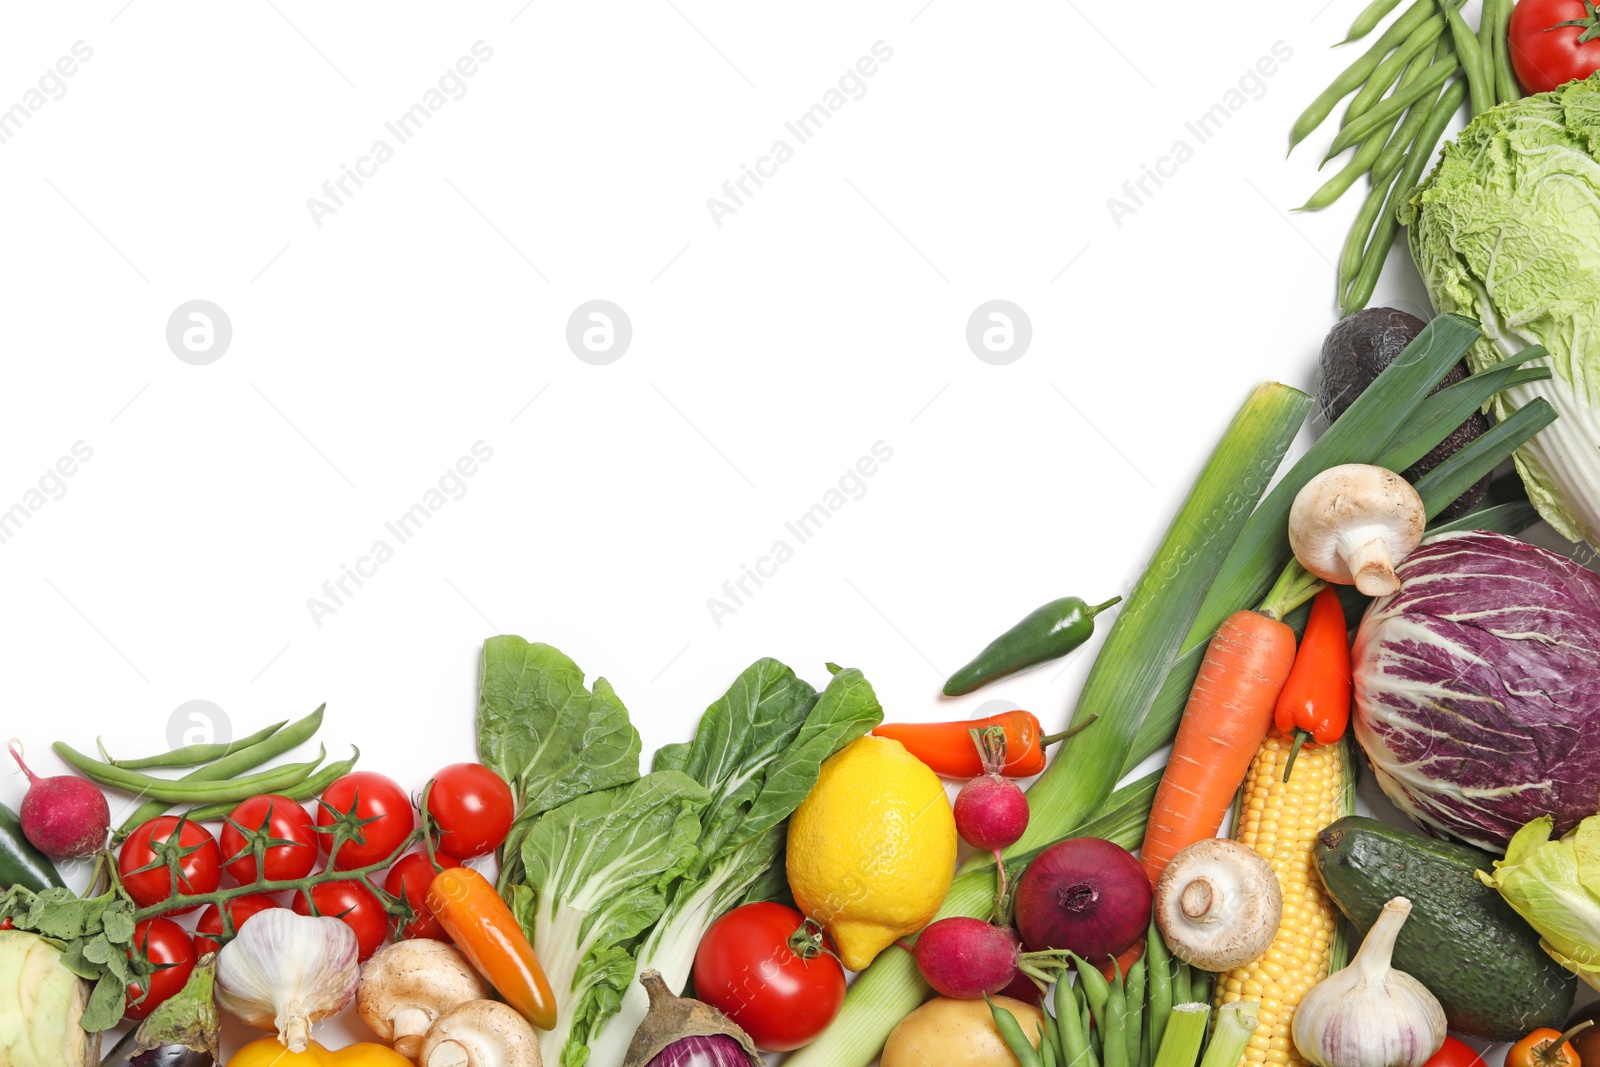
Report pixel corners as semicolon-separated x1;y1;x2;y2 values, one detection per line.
991;920;1201;1067
54;705;353;842
1292;0;1521;314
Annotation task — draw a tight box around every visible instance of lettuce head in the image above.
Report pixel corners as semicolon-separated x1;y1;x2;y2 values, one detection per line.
1407;73;1600;544
1477;813;1600;989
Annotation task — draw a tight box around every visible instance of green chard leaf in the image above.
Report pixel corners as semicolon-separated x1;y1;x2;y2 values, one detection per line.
479;636;643;886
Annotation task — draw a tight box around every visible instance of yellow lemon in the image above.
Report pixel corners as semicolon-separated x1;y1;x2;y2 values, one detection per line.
786;735;957;970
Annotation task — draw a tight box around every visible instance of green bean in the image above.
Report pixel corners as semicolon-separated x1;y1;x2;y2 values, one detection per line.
1345;78;1467;312
1146;920;1173;1063
1492;0;1520;104
111;704;326;840
1101;965;1128;1067
1440;0;1488;115
1040;1023;1060;1067
55;742;325;802
1303;46;1433;211
1326;53;1458;155
1477;0;1497;107
1344;14;1444;125
1371;42;1451;183
1339;164;1403;300
183;745;360;823
1344;0;1405;42
1188;970;1215;1009
1172;962;1191;1007
1058;975;1091;1067
988;997;1045;1067
1290;0;1438;149
1124;958;1145;1067
1071;953;1112;1020
104;719;288;770
1081;980;1102;1067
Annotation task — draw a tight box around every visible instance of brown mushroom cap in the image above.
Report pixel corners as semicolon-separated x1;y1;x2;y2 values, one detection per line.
1154;838;1282;972
358;940;491;1061
420;1000;543;1067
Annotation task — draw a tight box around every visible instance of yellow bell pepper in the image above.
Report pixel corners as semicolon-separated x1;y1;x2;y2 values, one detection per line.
230;1038;412;1067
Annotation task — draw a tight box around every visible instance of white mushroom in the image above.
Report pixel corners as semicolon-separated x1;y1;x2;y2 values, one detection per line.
420;1000;543;1067
357;940;491;1061
1154;838;1282;972
1288;464;1425;597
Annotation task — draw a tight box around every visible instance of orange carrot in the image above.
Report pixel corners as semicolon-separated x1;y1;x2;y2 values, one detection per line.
1139;609;1296;885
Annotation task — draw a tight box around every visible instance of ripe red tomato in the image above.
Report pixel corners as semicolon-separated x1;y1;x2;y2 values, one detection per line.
1425;1037;1488;1067
384;850;460;940
118;817;222;914
194;894;283;955
692;902;846;1052
293;877;389;960
1510;0;1600;93
426;763;514;859
316;772;415;869
220;794;317;885
124;918;195;1021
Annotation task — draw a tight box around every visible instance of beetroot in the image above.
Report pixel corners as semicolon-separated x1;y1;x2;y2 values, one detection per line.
1015;837;1151;963
8;739;109;858
912;918;1069;1000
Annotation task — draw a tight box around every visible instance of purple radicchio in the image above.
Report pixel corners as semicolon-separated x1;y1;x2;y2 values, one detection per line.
1352;529;1600;851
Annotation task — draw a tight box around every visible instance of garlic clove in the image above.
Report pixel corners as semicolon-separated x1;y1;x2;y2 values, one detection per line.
1291;897;1447;1067
215;909;361;1054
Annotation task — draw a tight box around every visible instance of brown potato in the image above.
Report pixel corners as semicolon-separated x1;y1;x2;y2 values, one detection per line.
881;995;1046;1067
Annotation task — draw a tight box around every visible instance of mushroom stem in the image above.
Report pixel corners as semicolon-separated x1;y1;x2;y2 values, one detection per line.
428;1041;471;1067
1342;533;1400;596
1179;878;1215;922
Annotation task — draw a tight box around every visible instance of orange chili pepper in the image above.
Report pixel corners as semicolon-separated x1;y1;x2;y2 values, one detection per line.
1273;586;1352;780
872;710;1097;778
426;865;558;1031
1508;1022;1593;1067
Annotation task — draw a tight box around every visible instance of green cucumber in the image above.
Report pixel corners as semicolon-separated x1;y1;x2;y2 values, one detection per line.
1314;816;1573;1041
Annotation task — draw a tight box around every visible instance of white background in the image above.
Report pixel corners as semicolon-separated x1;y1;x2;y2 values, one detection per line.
0;0;1575;1062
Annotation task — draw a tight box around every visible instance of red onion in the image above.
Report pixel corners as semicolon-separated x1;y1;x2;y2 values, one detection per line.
1015;836;1151;962
649;1035;752;1067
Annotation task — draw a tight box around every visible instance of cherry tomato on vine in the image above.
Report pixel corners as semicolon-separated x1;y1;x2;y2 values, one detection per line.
384;849;460;940
426;763;514;859
1423;1038;1488;1067
220;794;317;885
293;877;389;960
118;817;221;914
194;894;283;955
124;917;195;1021
692;902;846;1052
316;772;415;870
1509;0;1600;93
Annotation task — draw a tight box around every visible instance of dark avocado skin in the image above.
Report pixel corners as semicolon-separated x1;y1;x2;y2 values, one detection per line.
1318;308;1491;519
1314;816;1575;1041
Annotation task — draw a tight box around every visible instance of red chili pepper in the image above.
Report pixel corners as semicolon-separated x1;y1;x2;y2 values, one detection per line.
872;710;1096;778
1273;586;1352;780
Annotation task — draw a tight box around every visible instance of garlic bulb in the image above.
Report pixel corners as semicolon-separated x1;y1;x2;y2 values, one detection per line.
215;907;361;1052
1292;897;1446;1067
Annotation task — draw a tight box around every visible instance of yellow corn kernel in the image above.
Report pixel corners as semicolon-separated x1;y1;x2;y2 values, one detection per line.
1214;731;1347;1067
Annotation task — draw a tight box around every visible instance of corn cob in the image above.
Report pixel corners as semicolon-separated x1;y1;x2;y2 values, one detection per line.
1215;732;1352;1067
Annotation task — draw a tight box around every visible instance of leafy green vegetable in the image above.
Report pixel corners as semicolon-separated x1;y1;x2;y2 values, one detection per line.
1407;73;1600;544
514;770;710;1067
583;661;884;1067
1478;813;1600;989
478;637;643;888
0;883;140;1032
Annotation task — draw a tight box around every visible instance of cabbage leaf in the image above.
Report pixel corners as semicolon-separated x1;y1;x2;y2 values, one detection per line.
1478;813;1600;990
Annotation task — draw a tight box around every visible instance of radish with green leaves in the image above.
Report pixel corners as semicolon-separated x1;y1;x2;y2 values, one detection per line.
911;919;1071;1000
952;725;1030;908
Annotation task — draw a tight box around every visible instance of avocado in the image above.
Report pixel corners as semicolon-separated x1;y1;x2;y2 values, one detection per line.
1317;308;1492;519
1314;816;1574;1041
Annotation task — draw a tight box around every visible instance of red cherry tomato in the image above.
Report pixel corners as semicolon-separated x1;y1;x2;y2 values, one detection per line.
384;850;460;940
316;772;415;869
124;918;195;1021
1425;1037;1489;1067
426;764;514;859
692;902;846;1052
118;817;221;914
293;877;389;960
1510;0;1600;93
220;794;317;885
194;894;283;956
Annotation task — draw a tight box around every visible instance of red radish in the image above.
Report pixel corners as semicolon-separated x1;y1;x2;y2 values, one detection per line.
953;726;1031;906
1015;837;1151;963
912;918;1070;1000
7;739;109;859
